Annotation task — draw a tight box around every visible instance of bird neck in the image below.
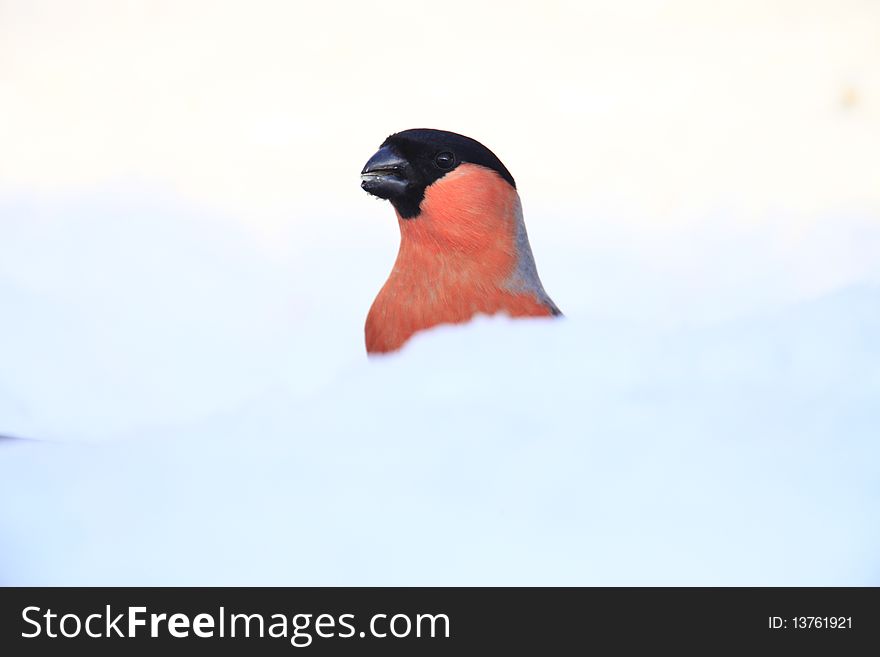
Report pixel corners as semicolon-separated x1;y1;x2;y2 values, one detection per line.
394;164;521;288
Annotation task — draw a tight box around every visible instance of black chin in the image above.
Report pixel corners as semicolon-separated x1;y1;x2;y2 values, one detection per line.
388;196;422;220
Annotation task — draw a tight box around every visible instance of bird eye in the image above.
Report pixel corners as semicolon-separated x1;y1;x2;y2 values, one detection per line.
434;151;455;169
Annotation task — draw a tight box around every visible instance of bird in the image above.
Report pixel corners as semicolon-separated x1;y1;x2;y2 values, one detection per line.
360;128;560;354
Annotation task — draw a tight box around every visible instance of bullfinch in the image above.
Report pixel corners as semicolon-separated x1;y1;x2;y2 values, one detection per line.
360;128;560;354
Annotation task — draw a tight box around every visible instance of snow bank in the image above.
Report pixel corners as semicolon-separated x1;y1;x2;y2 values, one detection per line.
0;190;877;584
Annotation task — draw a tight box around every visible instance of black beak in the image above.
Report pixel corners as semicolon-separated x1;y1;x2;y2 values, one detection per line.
360;146;410;199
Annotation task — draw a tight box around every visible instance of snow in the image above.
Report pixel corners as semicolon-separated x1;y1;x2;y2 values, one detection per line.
1;191;878;585
1;0;879;587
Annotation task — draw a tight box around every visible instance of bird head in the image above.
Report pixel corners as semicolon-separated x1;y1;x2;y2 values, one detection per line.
361;129;516;220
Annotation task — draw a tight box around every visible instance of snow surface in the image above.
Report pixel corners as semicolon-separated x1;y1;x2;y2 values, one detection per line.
1;190;879;585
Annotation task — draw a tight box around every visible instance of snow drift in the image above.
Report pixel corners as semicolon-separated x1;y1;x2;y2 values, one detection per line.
0;191;878;585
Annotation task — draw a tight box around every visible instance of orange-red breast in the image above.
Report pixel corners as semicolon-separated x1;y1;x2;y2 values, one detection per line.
360;129;560;354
